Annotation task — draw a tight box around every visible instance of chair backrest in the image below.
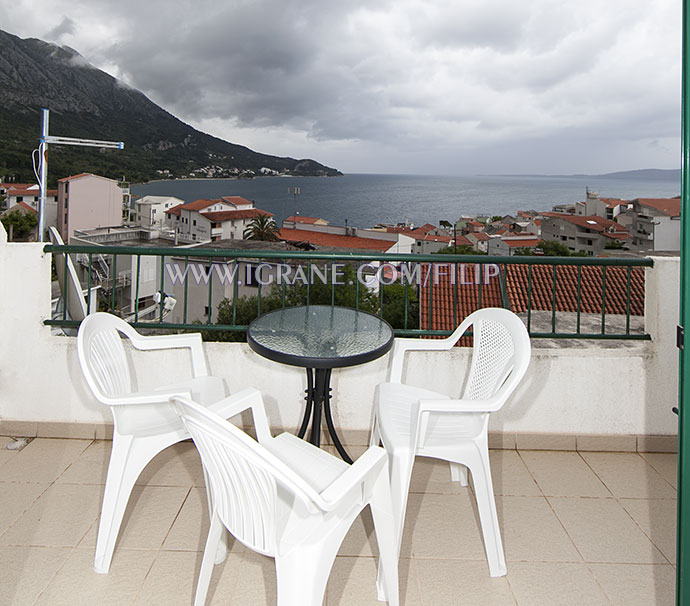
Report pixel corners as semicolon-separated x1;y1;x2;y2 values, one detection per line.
171;396;323;556
77;312;137;404
461;308;530;404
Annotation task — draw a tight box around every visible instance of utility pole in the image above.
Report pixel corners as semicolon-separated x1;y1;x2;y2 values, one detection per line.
36;108;124;241
287;186;300;228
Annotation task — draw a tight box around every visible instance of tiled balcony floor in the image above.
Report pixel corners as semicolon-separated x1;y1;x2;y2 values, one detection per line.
0;435;677;605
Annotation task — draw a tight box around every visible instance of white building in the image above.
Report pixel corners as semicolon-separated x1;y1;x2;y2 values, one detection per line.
132;195;184;228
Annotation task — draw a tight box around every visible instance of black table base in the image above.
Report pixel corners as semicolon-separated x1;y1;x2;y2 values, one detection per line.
297;368;353;464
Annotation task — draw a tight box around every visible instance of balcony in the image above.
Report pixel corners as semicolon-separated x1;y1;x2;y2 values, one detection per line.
0;237;679;605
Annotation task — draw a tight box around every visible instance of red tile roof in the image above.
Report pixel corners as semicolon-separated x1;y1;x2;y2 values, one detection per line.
278;228;392;251
503;238;540;247
635;198;681;217
201;209;273;222
541;213;628;234
220;196;252;206
57;173;93;182
420;263;645;335
284;215;324;224
16;201;38;214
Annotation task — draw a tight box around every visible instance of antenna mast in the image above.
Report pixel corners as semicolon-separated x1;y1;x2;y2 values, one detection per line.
36;108;124;241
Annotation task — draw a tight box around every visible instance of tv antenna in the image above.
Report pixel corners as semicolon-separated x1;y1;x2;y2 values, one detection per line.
34;108;125;241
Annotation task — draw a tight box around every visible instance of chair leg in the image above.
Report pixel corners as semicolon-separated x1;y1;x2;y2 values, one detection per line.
370;469;400;606
94;434;165;573
201;466;228;565
462;442;506;577
449;462;468;486
194;511;225;606
388;448;415;555
274;537;343;606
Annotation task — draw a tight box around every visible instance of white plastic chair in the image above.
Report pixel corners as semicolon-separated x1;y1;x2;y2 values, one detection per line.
170;394;399;606
77;311;234;573
370;307;531;577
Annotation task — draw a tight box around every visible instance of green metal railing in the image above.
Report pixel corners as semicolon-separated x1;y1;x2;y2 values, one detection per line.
44;242;653;341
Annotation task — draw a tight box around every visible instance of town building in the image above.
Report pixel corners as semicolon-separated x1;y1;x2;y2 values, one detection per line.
540;213;630;256
4;183;58;229
132;195;185;228
626;197;681;252
57;173;125;242
487;235;541;256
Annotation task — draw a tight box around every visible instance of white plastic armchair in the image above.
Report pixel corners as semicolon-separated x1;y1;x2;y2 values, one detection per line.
170;394;399;606
370;307;531;578
77;311;236;574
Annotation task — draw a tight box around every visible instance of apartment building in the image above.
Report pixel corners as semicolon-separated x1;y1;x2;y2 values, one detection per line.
57;173;124;242
540;213;630;255
132;195;185;228
627;197;681;252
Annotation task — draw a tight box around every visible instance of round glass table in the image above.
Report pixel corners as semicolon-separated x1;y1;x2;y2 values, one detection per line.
247;305;394;463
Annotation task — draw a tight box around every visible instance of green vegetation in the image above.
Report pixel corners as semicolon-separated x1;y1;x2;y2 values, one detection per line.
1;208;37;240
604;239;625;250
513;239;589;257
242;215;281;241
435;244;486;255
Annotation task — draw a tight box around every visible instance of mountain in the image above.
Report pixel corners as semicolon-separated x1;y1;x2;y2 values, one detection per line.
490;168;680;180
0;29;342;184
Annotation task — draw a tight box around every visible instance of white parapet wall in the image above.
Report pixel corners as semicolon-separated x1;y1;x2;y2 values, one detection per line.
0;242;680;443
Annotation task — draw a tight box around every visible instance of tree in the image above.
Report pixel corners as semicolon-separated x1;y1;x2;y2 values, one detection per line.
242;214;280;241
537;239;572;256
1;208;38;240
435;244;485;255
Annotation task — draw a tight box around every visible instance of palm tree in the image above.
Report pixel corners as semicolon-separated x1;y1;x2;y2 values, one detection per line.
243;214;281;241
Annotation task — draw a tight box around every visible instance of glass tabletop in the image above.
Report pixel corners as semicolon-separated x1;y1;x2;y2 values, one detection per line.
246;305;394;369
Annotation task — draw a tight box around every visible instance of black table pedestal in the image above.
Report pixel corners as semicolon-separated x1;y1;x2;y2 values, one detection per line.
297;368;353;464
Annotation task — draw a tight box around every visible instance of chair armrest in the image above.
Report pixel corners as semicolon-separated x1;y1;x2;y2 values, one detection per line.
102;387;193;406
127;332;209;377
418;396;503;414
318;447;388;510
211;388;273;445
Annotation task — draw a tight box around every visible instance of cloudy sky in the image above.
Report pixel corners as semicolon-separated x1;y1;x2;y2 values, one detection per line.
0;0;682;175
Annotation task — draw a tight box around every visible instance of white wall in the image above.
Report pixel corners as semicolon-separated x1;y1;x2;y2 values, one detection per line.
0;242;679;438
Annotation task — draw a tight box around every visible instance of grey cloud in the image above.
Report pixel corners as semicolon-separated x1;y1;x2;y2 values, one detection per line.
46;16;75;41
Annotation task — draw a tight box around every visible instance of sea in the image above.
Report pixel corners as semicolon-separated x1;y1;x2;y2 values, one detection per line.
130;173;681;228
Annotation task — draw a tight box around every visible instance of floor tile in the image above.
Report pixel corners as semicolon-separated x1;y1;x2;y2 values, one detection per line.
580;452;676;499
0;438;92;483
136;441;205;487
409;457;468;495
133;550;239;605
0;483;102;547
589;563;676;606
79;485;190;551
519;451;611;497
163;486;244;554
220;551;274;605
327;556;421;605
489;450;543;497
34;547;156;606
506;561;609;606
338;507;378;557
497;496;581;563
401;492;487;561
56;440;110;485
0;481;50;536
416;559;516;606
549;497;667;563
621;498;677;564
0;545;72;606
640;453;677;489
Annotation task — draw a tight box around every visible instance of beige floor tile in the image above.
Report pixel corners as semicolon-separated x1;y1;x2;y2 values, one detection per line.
640;453;678;489
549;497;667;564
0;438;92;483
401;492;487;561
80;485;190;551
0;483;102;547
56;440;110;485
506;561;609;606
0;436;19;469
0;545;72;606
163;486;244;554
621;498;677;564
416;559;517;606
580;452;676;499
410;457;469;495
34;547;156;606
0;481;50;536
519;451;611;497
133;550;239;605
589;563;676;606
136;441;205;487
489;450;542;497
338;507;378;557
327;556;421;605
224;551;275;605
497;496;581;563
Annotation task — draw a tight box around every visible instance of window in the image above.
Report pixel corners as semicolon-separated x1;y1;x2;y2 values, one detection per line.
204;306;211;316
193;219;197;226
